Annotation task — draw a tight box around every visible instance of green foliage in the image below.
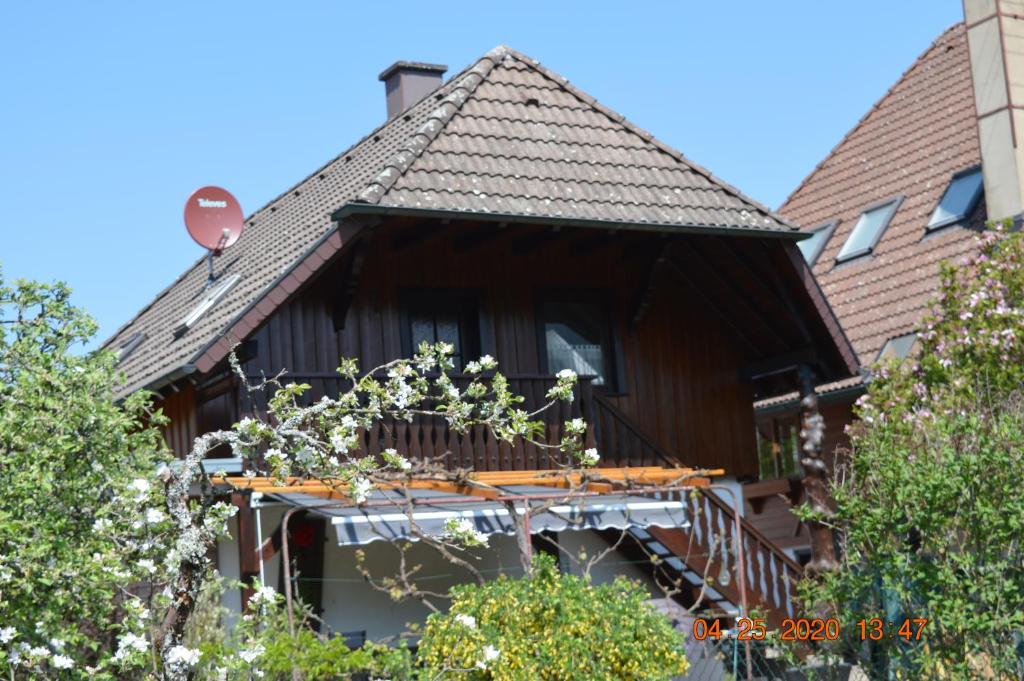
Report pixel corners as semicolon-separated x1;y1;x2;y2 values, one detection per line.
0;273;169;678
418;553;688;681
187;580;413;680
797;225;1024;679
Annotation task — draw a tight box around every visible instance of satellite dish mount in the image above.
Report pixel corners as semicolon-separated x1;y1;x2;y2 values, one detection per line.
183;186;245;288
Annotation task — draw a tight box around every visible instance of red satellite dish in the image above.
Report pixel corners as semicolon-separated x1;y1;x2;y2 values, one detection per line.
183;186;245;253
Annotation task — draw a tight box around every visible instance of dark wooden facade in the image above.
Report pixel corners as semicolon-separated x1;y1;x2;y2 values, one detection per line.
149;215;856;617
155;217;848;479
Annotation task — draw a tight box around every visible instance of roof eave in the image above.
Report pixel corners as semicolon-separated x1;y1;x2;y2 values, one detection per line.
331;202;809;241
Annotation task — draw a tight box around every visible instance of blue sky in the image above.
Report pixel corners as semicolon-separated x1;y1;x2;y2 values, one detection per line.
0;1;962;347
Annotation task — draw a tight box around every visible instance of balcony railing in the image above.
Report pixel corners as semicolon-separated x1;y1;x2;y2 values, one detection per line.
237;373;686;470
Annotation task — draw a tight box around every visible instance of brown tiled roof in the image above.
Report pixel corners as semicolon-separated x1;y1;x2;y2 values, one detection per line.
778;23;986;365
753;375;866;411
104;45;797;397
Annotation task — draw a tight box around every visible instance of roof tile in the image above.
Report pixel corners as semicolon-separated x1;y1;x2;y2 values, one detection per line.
779;23;984;364
105;44;796;395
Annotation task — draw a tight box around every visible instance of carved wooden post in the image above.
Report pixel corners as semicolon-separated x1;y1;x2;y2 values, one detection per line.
798;365;838;573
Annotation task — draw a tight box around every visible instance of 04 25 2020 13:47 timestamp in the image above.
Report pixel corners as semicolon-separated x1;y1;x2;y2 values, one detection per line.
692;617;929;642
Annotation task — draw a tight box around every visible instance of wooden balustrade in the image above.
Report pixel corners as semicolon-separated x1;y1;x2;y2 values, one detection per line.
649;487;801;627
238;373;598;471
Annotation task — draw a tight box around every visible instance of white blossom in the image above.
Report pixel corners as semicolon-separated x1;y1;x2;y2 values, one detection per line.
137;559;157;574
145;508;166;524
52;654;74;669
443;517;489;547
351;477;373;504
382;448;412;471
0;627;15;644
580;448;600;467
238;643;265;664
166;645;201;667
565;418;586;435
130;478;151;502
556;368;577;380
114;632;149;660
455;614;477;629
476;644;500;669
248;585;278;609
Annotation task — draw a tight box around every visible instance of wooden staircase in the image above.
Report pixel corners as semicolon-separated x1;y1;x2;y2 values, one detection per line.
590;394;802;628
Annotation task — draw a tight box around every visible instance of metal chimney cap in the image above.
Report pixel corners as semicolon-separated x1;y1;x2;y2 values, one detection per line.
378;61;448;82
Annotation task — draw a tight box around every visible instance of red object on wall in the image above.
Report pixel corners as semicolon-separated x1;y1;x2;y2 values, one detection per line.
290;521;317;548
183;186;244;252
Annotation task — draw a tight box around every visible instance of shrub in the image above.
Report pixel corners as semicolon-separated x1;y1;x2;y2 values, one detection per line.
797;225;1024;679
188;582;413;680
417;553;688;681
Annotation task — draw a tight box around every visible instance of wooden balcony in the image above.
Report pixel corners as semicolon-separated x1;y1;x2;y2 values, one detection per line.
232;371;801;623
237;373;677;470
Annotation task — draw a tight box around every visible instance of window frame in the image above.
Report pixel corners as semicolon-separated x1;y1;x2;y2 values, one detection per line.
926;165;984;232
835;195;904;263
116;332;146;364
398;288;482;372
798;220;838;266
173;273;241;337
535;289;624;394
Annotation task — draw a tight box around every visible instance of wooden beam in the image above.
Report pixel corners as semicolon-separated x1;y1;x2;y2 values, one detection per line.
741;346;818;381
669;243;791;356
511;228;561;255
663;259;764;359
628;238;672;333
391;221;447;253
569;231;618;256
453;223;509;253
332;241;366;331
727;238;814;345
217;467;720;496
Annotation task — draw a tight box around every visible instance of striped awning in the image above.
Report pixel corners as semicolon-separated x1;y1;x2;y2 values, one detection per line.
263;485;690;546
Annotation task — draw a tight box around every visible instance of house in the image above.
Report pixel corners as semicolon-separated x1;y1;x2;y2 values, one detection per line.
751;2;1024;557
104;45;857;639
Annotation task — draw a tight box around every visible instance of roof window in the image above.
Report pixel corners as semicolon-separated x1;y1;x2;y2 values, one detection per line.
836;197;902;262
927;167;983;231
797;221;837;266
174;274;241;338
116;332;146;364
876;332;918;363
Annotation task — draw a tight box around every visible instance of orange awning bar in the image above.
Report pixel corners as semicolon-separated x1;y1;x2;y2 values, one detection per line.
212;466;722;502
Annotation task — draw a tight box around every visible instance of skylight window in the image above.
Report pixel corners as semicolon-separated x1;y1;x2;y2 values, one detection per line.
836;197;902;262
116;332;146;364
927;167;983;230
797;221;837;266
876;332;918;363
174;274;241;338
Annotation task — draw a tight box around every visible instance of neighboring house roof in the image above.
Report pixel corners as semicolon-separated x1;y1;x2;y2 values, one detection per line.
778;23;986;366
104;45;802;397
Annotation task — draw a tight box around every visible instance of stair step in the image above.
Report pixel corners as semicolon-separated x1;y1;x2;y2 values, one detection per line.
645;541;671;556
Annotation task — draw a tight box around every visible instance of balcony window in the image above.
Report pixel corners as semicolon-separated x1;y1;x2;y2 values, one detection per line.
927;167;983;231
402;291;480;372
836;197;902;262
540;300;612;387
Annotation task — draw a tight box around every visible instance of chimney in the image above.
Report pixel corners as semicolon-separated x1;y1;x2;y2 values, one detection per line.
378;61;447;120
963;0;1024;222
